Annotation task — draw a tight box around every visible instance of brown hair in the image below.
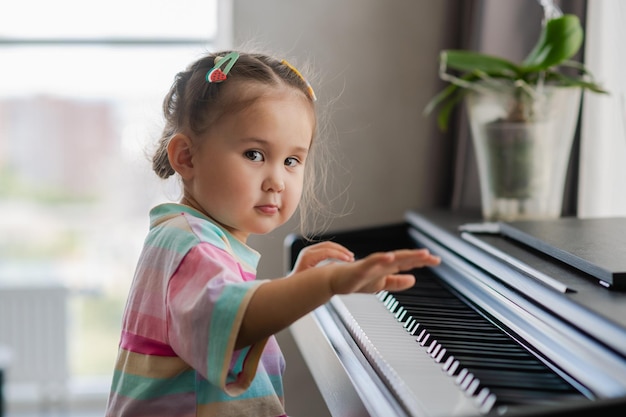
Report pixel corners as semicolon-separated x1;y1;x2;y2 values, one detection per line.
151;50;326;235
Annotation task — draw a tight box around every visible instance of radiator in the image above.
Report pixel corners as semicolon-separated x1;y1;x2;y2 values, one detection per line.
0;284;69;405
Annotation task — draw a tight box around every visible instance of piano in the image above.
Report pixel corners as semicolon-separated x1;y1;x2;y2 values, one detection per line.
286;210;626;416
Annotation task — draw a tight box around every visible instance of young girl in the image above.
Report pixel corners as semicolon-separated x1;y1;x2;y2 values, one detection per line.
106;50;440;417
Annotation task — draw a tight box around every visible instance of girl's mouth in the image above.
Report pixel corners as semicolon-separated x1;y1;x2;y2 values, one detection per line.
256;205;279;214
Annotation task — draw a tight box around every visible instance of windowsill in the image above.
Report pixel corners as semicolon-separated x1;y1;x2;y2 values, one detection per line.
5;375;110;413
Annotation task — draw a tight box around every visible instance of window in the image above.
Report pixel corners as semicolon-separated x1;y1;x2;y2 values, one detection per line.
0;0;223;400
579;0;626;217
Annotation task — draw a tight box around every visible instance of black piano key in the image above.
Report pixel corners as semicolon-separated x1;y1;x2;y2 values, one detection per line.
432;341;531;355
488;388;585;406
401;315;500;330
418;330;512;344
471;369;573;390
447;355;547;371
383;272;587;410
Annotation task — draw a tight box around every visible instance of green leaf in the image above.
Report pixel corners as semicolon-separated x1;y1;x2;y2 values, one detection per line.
522;15;583;71
443;50;521;77
544;72;609;94
424;72;482;124
436;91;466;132
423;83;459;116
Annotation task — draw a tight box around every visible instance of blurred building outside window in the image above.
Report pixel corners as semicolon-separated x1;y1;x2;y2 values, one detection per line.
0;0;223;398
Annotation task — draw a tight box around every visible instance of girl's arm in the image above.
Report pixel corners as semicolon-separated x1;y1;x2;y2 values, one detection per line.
235;243;440;349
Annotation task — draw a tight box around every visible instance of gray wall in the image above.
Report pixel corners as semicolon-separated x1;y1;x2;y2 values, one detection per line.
232;1;455;415
236;0;455;277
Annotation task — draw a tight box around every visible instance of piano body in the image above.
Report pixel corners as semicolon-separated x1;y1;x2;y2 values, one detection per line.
286;210;626;416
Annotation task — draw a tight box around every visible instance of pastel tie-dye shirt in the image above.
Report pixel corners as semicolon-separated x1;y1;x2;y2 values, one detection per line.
106;203;286;417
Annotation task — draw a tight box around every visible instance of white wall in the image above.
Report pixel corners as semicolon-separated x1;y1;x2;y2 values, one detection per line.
232;1;455;415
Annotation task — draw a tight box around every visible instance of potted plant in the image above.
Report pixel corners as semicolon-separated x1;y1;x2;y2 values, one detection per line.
425;13;607;221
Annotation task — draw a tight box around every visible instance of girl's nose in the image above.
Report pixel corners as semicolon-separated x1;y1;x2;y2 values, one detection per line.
262;173;285;192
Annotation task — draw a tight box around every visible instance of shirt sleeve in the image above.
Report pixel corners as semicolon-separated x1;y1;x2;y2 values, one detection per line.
165;242;268;396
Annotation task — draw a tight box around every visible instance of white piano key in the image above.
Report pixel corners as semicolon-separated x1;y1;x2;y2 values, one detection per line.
331;294;481;417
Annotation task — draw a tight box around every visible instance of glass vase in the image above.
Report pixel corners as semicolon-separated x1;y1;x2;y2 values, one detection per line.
465;85;582;221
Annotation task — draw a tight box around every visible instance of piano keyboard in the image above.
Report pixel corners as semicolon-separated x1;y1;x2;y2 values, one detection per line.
328;268;590;416
289;214;626;416
385;270;588;410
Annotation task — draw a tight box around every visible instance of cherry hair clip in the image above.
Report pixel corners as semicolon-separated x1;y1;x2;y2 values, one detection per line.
206;52;240;83
281;59;317;102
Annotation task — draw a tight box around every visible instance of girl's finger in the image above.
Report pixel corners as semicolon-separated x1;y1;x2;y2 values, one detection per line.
382;274;416;292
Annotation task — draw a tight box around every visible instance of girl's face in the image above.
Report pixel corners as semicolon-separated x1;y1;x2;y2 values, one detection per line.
183;88;315;242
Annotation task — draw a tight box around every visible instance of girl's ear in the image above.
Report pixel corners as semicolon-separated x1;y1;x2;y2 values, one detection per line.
167;133;195;180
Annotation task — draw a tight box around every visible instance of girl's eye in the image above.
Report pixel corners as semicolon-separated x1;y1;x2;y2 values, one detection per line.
244;150;263;162
285;157;300;167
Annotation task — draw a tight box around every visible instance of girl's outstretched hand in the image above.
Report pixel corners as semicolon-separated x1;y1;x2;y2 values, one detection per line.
291;241;355;274
326;249;441;295
236;246;440;349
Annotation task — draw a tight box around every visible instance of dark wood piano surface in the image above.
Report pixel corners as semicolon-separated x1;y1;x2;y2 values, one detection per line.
286;209;626;417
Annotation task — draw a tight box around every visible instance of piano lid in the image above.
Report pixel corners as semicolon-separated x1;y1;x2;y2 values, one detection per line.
405;209;626;358
498;217;626;289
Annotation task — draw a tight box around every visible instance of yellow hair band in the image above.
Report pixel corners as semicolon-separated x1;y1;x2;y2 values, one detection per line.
281;59;317;102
